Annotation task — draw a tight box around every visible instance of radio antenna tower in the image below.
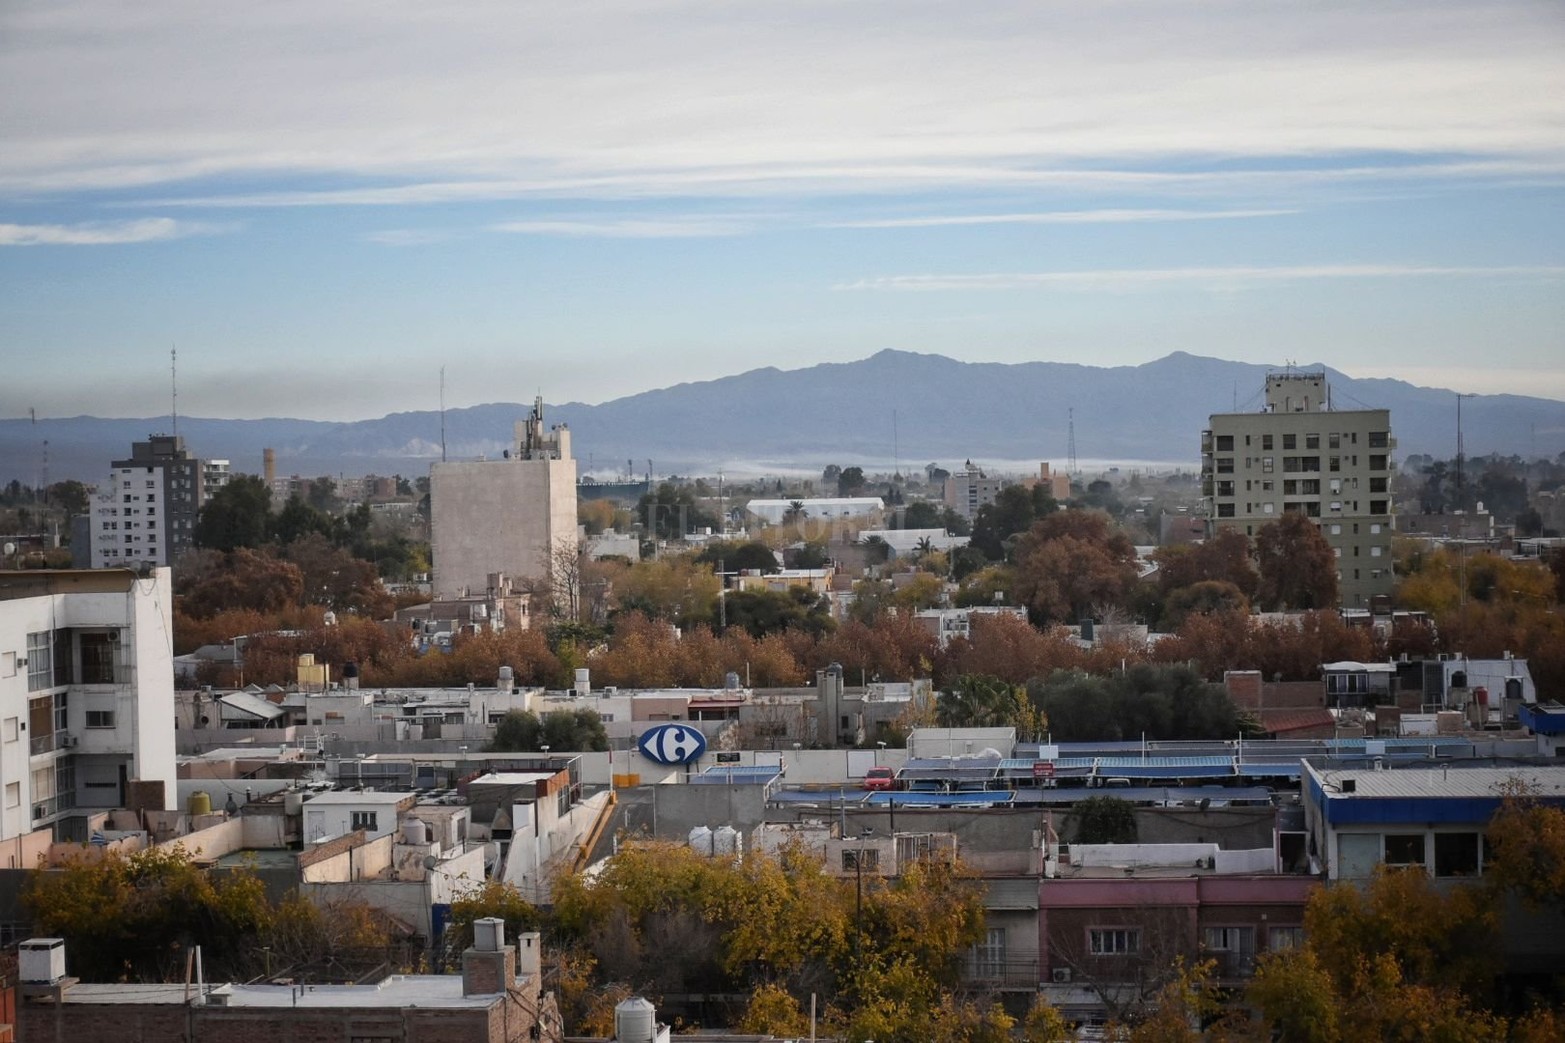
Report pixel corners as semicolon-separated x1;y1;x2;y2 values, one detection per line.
1067;408;1078;474
439;366;447;463
170;347;178;437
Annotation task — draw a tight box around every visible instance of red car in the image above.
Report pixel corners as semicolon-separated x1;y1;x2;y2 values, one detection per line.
862;766;897;791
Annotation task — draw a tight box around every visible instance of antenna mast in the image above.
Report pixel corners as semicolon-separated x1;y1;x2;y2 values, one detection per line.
1067;408;1078;475
892;409;900;480
439;366;447;463
171;347;178;438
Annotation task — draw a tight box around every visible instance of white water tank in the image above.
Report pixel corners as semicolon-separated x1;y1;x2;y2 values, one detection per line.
19;938;65;983
713;825;740;857
615;996;657;1043
401;817;428;845
473;917;505;952
688;825;713;855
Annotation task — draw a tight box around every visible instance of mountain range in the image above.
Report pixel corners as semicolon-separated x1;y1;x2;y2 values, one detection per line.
6;351;1564;485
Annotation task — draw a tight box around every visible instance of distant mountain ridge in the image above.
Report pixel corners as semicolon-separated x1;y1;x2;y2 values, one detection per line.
5;351;1563;483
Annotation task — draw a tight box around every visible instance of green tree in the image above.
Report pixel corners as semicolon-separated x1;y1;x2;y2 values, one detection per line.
1073;795;1138;844
195;474;273;552
935;674;1043;739
838;466;867;497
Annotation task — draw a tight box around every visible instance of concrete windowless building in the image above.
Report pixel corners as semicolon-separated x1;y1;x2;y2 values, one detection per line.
430;398;577;600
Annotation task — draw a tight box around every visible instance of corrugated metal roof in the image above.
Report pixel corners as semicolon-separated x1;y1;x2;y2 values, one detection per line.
1314;765;1565;800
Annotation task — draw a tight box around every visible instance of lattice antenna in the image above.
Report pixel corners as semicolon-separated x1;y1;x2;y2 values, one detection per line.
1067;408;1078;474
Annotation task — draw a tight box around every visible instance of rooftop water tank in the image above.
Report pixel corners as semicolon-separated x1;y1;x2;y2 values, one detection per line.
713;825;739;857
401;817;428;845
688;825;713;855
615;996;657;1043
188;791;212;816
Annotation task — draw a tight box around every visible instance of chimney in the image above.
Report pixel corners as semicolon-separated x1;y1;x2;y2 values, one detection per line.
462;918;516;997
517;930;541;980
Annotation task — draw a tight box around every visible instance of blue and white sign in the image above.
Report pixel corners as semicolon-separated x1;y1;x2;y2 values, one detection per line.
637;723;708;765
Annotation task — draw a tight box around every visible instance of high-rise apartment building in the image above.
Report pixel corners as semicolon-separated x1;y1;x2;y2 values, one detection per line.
430;398;577;599
1201;372;1395;608
943;466;1004;521
86;435;204;569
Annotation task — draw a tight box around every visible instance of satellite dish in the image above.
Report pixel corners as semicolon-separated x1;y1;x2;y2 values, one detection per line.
422;854;440;871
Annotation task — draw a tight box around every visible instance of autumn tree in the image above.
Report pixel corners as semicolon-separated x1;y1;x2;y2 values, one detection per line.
179;548;305;617
1483;788;1565;913
1254;512;1338;610
1010;509;1139;625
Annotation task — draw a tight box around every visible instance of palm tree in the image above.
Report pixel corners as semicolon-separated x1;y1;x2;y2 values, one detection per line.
782;500;809;525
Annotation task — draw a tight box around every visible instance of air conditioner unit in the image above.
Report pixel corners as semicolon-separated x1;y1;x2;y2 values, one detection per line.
1051;967;1072;984
64;736;78;748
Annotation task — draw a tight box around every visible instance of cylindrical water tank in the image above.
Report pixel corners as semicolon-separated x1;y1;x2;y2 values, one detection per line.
615;997;657;1043
725;671;741;690
688;826;713;855
188;791;212;816
498;665;514;682
713;825;739;856
1474;686;1489;707
401;817;428;845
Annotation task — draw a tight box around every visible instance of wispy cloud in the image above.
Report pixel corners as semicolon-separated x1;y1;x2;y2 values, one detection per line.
364;228;463;246
837;264;1565;291
0;217;230;246
491;217;755;238
828;208;1292;229
2;2;1560;203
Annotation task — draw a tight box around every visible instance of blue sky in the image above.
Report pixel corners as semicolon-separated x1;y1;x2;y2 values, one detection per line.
1;0;1562;421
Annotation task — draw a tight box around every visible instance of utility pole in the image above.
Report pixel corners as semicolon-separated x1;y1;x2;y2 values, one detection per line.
1455;392;1475;509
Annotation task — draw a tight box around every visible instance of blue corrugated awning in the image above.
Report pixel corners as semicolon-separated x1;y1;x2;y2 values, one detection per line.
1239;761;1303;777
865;791;1015;807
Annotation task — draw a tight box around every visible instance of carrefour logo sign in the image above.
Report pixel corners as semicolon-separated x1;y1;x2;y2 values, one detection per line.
637;723;707;765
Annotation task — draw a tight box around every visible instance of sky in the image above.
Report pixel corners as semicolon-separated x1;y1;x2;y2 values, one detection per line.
1;0;1563;421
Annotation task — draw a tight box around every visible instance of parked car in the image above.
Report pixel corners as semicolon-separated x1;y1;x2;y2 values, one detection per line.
862;766;897;791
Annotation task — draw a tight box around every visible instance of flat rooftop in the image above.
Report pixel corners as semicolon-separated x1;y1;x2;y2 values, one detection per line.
1309;764;1565;800
56;975;518;1008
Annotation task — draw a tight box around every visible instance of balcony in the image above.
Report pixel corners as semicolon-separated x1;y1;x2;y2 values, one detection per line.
31;792;75;823
29;730;70;757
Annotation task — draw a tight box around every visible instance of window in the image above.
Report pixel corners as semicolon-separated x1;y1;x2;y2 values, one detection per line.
1369;454;1388;471
1202;926;1256;974
80;632;118;684
1215;435;1234;451
85;710;115;729
1282;434;1297;450
1217;503;1235;518
1216;457;1234;474
26;631;52;692
1434;833;1480;877
1368;431;1389;448
971;927;1006;980
1329;432;1341;449
1261;457;1274;473
350;811;379;832
1089;928;1140;955
4;783;17;809
1384;833;1426;868
1305;433;1320;449
842;848;879;872
1262;503;1275;514
1261;434;1273;450
1338;833;1380;878
1330;524;1342;535
1269;926;1305;951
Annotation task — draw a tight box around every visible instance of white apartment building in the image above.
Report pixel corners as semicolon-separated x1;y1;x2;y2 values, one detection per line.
87;435;205;569
0;569;178;852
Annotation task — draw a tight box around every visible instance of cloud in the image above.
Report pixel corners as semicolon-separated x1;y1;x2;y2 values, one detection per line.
827;208;1293;229
836;264;1565;291
491;216;755;238
363;228;463;246
0;217;230;246
1;2;1561;205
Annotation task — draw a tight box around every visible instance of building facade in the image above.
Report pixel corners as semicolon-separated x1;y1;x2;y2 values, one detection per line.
86;435;205;569
1202;372;1395;608
0;569;177;851
430;398;577;599
943;468;1004;521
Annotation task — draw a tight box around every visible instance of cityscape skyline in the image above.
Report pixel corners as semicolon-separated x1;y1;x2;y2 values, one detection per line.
2;1;1562;421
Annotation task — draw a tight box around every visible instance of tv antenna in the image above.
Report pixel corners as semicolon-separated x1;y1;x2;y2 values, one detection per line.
1067;408;1078;474
171;346;178;438
439;366;447;463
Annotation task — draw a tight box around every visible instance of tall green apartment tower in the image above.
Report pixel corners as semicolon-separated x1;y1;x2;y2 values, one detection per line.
1201;372;1395;608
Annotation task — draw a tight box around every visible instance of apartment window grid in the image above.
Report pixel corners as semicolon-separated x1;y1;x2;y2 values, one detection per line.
26;631;52;692
971;927;1006;980
1088;927;1140;956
